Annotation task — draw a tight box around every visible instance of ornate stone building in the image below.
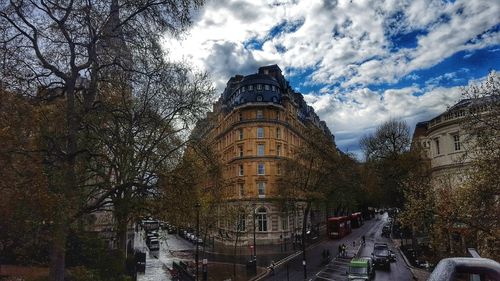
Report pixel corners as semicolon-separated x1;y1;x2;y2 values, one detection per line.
193;65;335;245
411;96;499;257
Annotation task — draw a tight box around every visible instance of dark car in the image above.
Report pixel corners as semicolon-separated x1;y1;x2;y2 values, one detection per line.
372;243;391;270
382;225;391;237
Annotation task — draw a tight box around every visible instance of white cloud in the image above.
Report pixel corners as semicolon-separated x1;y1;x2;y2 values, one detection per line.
162;0;499;157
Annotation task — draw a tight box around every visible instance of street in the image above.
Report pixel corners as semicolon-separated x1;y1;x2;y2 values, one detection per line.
264;213;413;281
136;229;195;281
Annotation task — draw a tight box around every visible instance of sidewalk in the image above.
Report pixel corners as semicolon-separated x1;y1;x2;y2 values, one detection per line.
392;238;431;281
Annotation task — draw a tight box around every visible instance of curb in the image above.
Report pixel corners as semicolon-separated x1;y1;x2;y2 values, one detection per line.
250;236;327;281
394;243;418;280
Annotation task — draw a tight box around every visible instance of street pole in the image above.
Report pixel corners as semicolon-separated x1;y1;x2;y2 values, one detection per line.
195;203;200;281
252;203;257;260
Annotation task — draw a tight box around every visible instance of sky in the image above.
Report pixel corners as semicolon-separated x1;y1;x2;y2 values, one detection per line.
163;0;500;159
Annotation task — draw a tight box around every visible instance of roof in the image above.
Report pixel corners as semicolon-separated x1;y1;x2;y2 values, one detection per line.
350;259;368;268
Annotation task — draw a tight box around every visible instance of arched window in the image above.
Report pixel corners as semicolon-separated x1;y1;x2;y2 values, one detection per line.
257;207;267;232
272;96;278;103
256;95;263;102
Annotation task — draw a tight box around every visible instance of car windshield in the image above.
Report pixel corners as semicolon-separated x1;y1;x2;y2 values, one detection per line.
349;266;368;274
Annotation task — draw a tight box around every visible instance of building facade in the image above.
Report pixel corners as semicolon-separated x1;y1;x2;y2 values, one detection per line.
193;65;335;245
411;97;498;257
412;100;471;187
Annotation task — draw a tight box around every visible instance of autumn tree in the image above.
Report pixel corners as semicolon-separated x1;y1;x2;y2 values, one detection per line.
0;1;205;279
456;71;500;259
278;127;340;279
360;119;413;208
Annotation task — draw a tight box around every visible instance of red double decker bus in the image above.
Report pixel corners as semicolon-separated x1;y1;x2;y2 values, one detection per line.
327;216;352;239
350;212;363;228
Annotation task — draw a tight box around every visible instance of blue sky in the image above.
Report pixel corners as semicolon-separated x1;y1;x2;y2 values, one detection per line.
165;0;500;159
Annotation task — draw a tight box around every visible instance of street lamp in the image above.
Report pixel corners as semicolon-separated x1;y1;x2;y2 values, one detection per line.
252;202;257;260
195;203;201;281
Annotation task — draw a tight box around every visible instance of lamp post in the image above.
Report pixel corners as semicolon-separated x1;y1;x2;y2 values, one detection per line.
252;202;257;260
195;203;201;281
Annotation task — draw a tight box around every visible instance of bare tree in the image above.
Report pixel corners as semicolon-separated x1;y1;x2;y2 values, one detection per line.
360;119;412;208
0;1;205;279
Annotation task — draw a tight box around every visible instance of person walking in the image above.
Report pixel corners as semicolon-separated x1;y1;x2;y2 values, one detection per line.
270;260;276;275
341;244;346;257
338;244;342;257
362;235;366;245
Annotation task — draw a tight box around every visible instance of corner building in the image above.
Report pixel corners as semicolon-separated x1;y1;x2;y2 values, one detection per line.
194;65;336;245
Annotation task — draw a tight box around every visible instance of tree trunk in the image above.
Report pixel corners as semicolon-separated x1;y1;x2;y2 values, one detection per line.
117;217;129;257
49;222;67;281
49;81;78;281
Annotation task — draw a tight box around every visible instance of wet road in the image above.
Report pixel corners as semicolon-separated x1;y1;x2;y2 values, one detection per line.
136;230;194;281
264;213;413;281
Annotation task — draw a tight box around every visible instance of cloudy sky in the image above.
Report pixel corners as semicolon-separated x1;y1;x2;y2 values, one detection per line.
164;0;500;158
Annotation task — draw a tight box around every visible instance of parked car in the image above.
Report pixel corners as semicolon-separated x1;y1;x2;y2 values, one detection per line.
148;238;160;251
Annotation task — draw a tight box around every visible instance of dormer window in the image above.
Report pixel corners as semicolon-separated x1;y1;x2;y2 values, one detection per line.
248;85;253;91
256;95;263;102
241;87;246;92
257;84;262;90
271;85;276;91
264;84;270;90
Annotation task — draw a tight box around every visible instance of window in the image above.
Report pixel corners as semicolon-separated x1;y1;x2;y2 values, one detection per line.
276;111;280;120
256;84;262;90
453;134;461;151
256;95;263;102
241;87;245;92
239;184;244;197
276;127;281;138
277;163;281;175
248;85;253;90
282;216;288;230
257;127;264;138
276;144;281;156
257;207;267;231
239;128;243;140
239;164;244;176
257;110;263;119
264;84;270;90
271;85;276;91
239;112;243;121
239;145;244;157
257;163;265;175
257;144;265;156
237;213;246;232
435;139;441;155
258;182;265;196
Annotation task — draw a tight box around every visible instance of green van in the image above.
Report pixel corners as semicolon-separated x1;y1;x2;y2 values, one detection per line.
347;257;375;281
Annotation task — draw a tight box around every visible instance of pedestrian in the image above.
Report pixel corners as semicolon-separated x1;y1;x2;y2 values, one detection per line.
326;249;331;260
338;244;342;257
341;244;346;257
362;235;366;245
270;260;276;275
353;240;356;248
